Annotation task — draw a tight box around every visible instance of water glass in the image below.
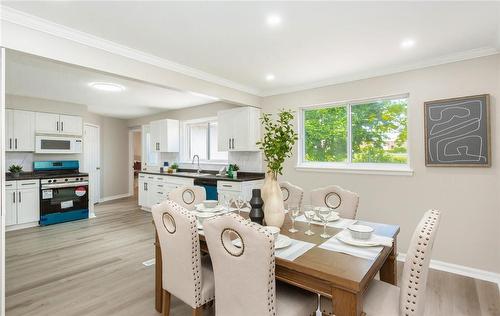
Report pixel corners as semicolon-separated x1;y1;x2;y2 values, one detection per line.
315;206;332;238
303;205;315;236
288;205;300;233
234;195;246;215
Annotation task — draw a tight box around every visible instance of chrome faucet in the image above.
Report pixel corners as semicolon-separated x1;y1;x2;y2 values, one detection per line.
192;155;201;174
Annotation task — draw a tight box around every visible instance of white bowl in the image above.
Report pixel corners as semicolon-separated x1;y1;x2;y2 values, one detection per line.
347;224;374;240
196;212;217;223
203;200;218;208
264;226;280;240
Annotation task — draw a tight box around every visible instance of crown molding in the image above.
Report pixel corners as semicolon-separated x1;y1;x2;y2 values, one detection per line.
2;5;498;99
0;5;261;96
261;47;500;97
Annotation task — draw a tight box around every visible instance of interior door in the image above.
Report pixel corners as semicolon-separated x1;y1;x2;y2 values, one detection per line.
60;114;83;136
13;110;35;151
83;124;101;206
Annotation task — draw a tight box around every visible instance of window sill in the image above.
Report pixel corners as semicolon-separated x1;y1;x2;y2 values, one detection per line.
295;162;414;176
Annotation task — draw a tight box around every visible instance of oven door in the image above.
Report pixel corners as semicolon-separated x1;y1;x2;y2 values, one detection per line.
40;184;89;225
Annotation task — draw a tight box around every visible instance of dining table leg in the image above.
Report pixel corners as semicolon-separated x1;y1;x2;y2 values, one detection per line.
331;287;363;316
380;240;398;285
155;230;163;313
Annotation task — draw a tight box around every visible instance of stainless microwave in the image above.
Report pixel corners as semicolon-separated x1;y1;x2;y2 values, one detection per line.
35;135;83;154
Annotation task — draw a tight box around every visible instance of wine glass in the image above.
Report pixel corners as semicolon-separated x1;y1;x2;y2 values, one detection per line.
315;206;332;238
303;205;315;236
288;205;300;233
234;195;246;215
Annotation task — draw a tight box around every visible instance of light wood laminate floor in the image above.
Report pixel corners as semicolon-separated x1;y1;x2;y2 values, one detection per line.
6;195;500;316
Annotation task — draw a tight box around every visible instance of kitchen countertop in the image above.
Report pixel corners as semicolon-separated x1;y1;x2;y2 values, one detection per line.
6;171;89;181
139;169;265;183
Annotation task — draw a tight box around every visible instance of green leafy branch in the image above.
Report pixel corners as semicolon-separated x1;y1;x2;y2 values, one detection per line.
256;109;298;176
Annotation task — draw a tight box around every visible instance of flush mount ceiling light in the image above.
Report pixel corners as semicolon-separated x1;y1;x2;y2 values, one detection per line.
266;14;282;27
89;82;125;92
400;38;416;49
265;74;275;81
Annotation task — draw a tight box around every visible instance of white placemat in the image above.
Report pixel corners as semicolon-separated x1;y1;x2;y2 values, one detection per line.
295;215;357;229
318;232;384;260
275;238;315;261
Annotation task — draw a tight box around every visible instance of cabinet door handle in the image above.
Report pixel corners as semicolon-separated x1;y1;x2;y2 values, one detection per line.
229;138;231;149
232;138;234;149
15;138;18;150
22;182;37;186
18;192;21;203
13;192;16;203
9;138;12;149
145;183;148;191
57;121;59;131
61;121;64;131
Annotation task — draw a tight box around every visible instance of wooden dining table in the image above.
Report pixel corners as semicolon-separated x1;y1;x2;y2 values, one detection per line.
154;213;399;316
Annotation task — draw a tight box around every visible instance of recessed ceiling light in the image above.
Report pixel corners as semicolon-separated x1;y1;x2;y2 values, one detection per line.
401;39;416;49
89;82;125;92
265;74;275;81
266;14;282;27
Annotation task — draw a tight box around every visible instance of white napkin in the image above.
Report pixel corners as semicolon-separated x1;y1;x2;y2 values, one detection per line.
319;234;383;260
295;215;357;229
275;239;315;261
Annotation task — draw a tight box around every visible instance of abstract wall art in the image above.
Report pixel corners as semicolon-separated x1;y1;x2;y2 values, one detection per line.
424;94;490;167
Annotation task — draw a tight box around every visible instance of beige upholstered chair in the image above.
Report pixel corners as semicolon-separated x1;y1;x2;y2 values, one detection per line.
203;213;318;316
152;200;215;316
280;181;304;208
168;185;206;211
320;209;441;316
310;185;359;219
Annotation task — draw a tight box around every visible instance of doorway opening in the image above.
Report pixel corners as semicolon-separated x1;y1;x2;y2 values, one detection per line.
83;123;101;217
129;128;142;199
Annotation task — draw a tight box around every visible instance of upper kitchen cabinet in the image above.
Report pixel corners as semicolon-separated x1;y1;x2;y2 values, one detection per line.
150;119;179;152
5;109;35;152
35;112;82;136
218;106;261;151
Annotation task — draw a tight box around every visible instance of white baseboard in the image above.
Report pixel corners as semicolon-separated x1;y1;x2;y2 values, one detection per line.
6;221;39;232
99;193;132;203
397;253;500;289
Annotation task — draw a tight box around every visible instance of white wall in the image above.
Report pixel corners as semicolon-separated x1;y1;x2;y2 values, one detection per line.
5;94;130;199
261;54;500;274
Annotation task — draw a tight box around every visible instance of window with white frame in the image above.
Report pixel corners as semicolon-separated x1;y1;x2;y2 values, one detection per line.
183;118;228;162
299;95;409;170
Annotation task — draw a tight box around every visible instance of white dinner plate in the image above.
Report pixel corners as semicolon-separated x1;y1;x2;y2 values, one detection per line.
231;234;292;249
335;230;383;247
275;235;292;249
312;212;340;223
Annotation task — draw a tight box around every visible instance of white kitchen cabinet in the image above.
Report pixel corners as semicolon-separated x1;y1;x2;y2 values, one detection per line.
36;112;83;136
5;109;35;152
150;119;179;153
59;114;83;136
138;173;194;211
36;112;60;134
6;180;40;231
217;106;261;152
5;182;17;226
217;179;264;201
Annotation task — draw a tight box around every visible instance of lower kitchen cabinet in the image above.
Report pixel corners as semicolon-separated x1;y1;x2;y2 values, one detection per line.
217;180;264;200
138;173;194;211
6;180;40;231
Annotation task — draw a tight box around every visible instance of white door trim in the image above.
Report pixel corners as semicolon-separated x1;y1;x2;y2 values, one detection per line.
128;127;141;197
83;123;100;217
1;47;6;316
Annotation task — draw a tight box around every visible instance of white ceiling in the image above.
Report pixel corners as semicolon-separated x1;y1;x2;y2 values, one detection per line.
5;50;219;119
3;1;499;96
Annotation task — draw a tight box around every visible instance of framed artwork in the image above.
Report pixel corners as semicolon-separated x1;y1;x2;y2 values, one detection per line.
424;94;490;167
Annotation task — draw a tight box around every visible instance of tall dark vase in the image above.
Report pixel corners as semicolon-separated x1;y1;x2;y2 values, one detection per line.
249;189;264;225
